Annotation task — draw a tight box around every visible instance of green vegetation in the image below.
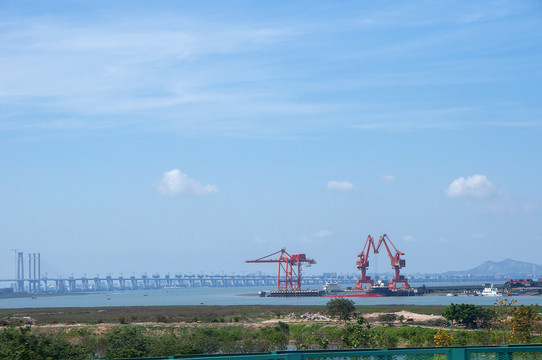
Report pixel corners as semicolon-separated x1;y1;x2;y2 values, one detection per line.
341;316;375;348
0;325;87;359
326;298;356;320
378;313;398;326
0;302;539;358
442;303;493;329
0;304;448;325
493;299;541;344
5;321;532;359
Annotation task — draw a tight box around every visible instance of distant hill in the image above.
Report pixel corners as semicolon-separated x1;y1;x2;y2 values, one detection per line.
444;259;542;278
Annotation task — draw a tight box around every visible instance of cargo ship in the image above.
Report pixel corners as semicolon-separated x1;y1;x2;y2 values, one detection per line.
323;281;387;297
324;280;398;297
260;280;419;297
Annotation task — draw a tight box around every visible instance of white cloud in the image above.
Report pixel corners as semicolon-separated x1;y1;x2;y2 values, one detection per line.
326;180;355;191
471;233;485;239
403;235;417;242
445;175;539;213
445;174;498;198
381;175;396;183
314;230;334;238
253;236;267;244
156;169;218;196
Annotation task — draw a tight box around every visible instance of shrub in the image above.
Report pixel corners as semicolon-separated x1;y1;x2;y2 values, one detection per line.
105;325;149;358
341;316;375;348
376;330;399;348
156;314;168;323
442;303;492;329
378;313;398;326
326;298;356;321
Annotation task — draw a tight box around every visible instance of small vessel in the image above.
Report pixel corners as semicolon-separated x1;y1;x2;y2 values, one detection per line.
323;282;341;292
477;284;502;297
323;280;387;297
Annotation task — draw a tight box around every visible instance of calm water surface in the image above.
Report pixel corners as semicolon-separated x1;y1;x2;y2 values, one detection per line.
1;283;541;309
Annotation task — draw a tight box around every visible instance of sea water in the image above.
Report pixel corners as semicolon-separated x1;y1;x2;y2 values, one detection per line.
1;285;541;309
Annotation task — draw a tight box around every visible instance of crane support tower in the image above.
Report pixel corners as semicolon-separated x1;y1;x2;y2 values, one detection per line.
246;248;316;291
355;234;410;290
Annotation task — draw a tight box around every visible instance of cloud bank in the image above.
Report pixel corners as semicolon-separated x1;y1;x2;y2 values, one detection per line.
326;180;355;191
445;174;539;213
157;169;218;196
445;174;498;198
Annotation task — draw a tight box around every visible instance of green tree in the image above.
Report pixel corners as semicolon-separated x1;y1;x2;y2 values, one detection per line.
341;316;375;348
148;331;183;357
105;325;150;358
0;325;87;360
0;326;42;359
292;324;330;350
178;327;221;354
326;298;356;321
442;303;492;329
494;299;541;344
378;313;398;326
255;322;290;351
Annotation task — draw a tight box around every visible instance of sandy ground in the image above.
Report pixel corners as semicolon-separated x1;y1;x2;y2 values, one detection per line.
364;310;444;322
261;310;444;325
17;310;444;331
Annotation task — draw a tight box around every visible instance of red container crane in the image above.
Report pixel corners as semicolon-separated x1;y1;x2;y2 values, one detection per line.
355;235;377;289
355;234;410;290
246;248;316;291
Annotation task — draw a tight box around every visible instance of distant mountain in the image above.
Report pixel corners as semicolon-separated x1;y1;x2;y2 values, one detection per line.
444;259;542;278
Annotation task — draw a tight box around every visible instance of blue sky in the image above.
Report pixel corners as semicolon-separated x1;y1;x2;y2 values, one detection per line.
1;1;541;279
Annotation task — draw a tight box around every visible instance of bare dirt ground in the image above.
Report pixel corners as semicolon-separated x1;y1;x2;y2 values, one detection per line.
262;310;444;326
9;309;446;332
364;310;444;323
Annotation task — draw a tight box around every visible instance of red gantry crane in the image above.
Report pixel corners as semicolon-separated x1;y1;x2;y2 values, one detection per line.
246;248;316;291
355;235;377;289
355;234;410;290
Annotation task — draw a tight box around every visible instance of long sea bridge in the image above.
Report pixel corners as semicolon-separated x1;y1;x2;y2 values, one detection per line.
1;273;360;293
0;272;506;294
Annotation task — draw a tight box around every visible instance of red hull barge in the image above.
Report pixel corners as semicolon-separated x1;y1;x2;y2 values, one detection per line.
325;293;386;298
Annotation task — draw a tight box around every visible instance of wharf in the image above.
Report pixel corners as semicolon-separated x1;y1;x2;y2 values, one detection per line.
426;284;486;292
259;290;326;297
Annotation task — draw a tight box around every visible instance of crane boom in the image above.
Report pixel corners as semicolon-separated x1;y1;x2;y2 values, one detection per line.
355;234;410;290
355;235;376;289
246;248;316;291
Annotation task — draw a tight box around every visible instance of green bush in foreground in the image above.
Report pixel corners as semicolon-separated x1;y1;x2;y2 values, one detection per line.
0;325;88;360
442;303;493;329
0;316;540;358
326;298;356;321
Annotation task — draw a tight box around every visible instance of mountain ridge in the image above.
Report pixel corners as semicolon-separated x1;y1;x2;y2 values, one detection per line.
444;258;542;277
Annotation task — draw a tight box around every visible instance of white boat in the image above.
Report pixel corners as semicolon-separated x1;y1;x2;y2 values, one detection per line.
323;282;342;292
477;284;502;297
